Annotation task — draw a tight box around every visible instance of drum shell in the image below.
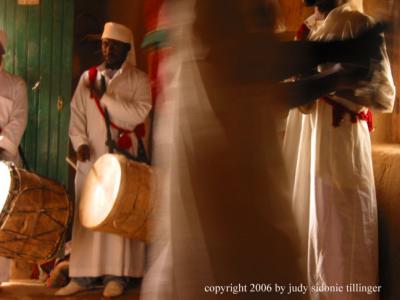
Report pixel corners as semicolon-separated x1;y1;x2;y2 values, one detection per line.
80;154;153;242
0;163;73;263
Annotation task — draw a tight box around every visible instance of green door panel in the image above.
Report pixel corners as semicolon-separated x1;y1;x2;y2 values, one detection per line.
0;0;73;187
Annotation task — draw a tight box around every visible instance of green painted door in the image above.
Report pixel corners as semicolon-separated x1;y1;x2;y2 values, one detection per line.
0;0;73;187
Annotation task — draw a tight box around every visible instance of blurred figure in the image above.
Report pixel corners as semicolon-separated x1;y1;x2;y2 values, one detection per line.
141;1;388;299
56;22;151;298
0;29;28;285
283;1;395;299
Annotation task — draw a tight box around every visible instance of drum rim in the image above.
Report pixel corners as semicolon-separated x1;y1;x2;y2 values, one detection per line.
0;161;20;225
0;162;73;263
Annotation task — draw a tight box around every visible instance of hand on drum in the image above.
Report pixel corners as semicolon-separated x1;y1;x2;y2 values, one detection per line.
77;144;90;162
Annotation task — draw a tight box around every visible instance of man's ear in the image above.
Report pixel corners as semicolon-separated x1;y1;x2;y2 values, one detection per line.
0;44;5;56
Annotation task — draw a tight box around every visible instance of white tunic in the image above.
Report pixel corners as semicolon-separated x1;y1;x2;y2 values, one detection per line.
0;68;27;283
69;61;152;277
0;68;28;166
283;4;395;300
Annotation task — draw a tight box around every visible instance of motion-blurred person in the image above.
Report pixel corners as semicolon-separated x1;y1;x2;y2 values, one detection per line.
56;22;151;298
283;1;395;299
140;1;387;299
0;29;28;285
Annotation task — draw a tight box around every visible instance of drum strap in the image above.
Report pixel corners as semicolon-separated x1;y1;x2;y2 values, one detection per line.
88;66;150;164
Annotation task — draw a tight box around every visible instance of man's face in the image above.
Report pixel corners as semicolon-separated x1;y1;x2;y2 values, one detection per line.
101;38;131;69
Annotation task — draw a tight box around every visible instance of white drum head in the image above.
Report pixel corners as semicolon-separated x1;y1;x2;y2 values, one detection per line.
0;161;11;212
80;154;121;228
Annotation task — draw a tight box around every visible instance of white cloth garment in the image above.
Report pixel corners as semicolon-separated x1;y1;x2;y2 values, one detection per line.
0;68;28;166
283;3;395;300
68;60;152;278
0;68;28;283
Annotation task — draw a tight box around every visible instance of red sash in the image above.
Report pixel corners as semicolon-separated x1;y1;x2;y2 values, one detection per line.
321;97;374;132
88;66;146;149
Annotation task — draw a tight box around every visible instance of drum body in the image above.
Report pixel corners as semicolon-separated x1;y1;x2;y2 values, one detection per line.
0;161;72;263
79;154;153;242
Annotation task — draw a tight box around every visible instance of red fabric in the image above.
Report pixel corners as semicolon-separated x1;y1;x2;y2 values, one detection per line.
31;264;40;279
357;109;374;132
134;123;146;138
144;0;165;31
148;50;161;106
147;48;170;106
117;132;133;150
295;23;311;41
321;97;374;132
88;66;146;142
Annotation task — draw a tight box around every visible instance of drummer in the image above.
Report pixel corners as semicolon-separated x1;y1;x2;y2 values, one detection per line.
0;29;28;285
56;22;152;298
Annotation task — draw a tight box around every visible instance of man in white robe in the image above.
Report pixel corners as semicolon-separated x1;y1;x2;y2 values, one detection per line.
283;1;395;299
56;22;151;298
140;1;389;299
0;29;28;285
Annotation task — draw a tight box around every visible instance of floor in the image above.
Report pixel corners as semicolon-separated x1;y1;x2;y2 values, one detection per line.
0;280;141;300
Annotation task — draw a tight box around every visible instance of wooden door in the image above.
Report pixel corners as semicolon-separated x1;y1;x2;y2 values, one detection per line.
0;0;73;187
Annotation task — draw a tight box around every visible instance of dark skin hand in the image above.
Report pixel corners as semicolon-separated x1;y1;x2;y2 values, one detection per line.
77;144;90;162
206;22;385;85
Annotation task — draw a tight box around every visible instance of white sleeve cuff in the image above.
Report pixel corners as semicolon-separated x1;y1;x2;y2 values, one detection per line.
0;135;18;156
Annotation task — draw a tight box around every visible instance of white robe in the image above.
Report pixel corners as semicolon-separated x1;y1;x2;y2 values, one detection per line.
283;4;395;300
68;61;152;278
0;68;28;167
0;68;28;283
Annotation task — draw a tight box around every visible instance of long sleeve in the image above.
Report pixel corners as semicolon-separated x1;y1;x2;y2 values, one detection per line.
0;79;28;156
354;36;396;112
101;70;152;130
310;7;396;113
69;74;89;151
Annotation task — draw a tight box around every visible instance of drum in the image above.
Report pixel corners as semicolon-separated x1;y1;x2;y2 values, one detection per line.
79;154;153;242
0;161;72;263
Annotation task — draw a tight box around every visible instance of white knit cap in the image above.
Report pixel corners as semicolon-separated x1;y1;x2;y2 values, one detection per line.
101;22;136;65
0;30;7;53
102;22;132;44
